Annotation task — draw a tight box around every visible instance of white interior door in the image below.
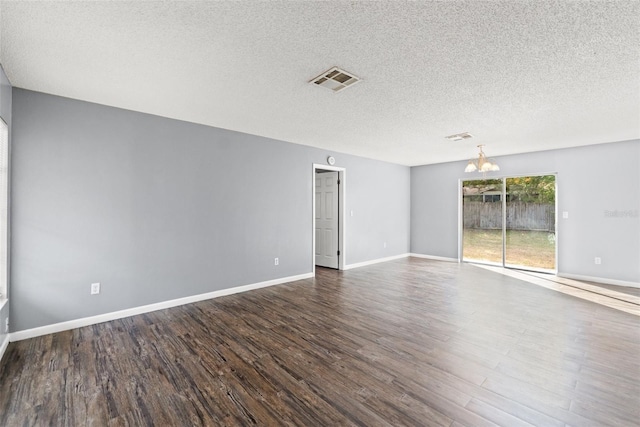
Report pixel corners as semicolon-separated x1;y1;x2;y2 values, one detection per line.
315;171;339;268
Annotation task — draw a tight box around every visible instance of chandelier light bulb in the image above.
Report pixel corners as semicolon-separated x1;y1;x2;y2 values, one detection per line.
465;161;477;173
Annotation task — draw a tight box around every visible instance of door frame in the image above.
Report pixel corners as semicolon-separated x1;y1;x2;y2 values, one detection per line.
312;164;346;273
458;172;558;274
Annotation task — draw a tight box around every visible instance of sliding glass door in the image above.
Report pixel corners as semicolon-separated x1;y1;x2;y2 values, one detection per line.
462;179;503;265
463;175;556;272
505;176;556;270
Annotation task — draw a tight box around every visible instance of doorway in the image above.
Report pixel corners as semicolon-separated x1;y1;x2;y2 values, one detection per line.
462;174;556;273
313;164;345;271
316;170;339;268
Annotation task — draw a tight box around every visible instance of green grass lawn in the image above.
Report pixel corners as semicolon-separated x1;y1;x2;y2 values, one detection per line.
463;228;556;270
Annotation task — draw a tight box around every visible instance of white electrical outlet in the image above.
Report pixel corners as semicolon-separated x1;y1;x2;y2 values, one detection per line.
383;242;387;248
595;257;602;265
562;211;569;219
274;258;279;266
91;282;101;295
4;318;8;333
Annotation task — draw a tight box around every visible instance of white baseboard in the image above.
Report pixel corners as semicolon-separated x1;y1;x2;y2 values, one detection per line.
0;334;8;363
343;253;410;270
557;273;639;289
409;253;459;263
9;272;314;342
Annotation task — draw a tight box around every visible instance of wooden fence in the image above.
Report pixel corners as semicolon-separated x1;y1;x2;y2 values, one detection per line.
463;201;555;231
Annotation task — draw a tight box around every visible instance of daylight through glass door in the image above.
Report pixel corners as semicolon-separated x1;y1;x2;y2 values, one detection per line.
462;175;556;272
462;179;504;265
505;176;556;271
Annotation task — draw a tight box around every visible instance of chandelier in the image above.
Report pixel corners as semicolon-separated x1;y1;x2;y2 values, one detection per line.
465;145;500;173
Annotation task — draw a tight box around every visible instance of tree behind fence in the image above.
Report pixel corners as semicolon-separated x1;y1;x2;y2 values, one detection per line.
463;201;555;232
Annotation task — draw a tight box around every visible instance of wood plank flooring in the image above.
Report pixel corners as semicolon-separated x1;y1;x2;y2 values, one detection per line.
477;265;640;316
1;258;639;426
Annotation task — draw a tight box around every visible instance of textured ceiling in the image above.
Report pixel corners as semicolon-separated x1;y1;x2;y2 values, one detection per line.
1;1;638;166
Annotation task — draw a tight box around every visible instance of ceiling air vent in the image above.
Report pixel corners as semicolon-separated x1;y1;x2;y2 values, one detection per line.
310;67;361;93
445;132;473;141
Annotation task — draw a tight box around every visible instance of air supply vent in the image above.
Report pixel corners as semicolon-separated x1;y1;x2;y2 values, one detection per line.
445;132;473;141
310;67;361;93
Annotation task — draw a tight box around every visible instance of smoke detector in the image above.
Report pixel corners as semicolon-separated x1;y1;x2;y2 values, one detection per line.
445;132;473;141
310;67;361;93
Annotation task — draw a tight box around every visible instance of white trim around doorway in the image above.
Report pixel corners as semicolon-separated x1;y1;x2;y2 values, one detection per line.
312;164;346;274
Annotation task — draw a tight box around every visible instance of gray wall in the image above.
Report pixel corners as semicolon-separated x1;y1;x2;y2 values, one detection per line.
0;64;11;343
10;86;636;333
411;140;640;284
11;89;410;332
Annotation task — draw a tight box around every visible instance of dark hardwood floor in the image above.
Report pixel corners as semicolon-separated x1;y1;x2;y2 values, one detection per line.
1;258;639;426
